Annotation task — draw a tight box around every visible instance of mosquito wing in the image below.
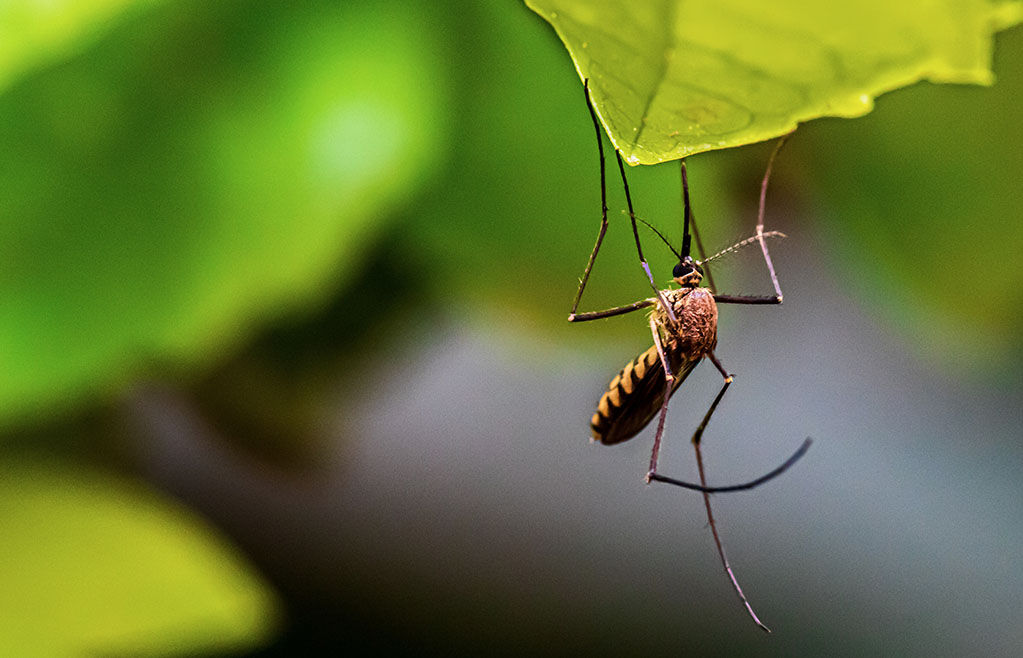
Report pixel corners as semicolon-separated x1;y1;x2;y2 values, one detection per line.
590;344;701;445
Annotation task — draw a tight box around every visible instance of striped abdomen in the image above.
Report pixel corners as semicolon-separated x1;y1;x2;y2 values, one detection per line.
590;344;701;445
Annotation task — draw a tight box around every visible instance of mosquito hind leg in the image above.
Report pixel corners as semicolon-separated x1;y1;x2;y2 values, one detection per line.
695;352;769;632
644;350;772;631
645;347;810;493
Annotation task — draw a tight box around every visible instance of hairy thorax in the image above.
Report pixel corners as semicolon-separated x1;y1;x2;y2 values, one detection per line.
652;287;719;358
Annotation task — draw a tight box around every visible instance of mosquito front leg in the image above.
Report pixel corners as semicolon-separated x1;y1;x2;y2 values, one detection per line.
568;80;612;321
568;298;656;323
570;81;675;323
714;294;782;305
568;79;681;325
707;135;793;307
616;150;677;324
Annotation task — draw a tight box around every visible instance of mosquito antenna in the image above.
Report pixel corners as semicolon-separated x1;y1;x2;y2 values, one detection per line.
700;231;787;265
627;212;682;261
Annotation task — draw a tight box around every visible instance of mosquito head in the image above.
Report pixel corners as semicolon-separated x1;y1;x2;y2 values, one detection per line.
672;255;703;288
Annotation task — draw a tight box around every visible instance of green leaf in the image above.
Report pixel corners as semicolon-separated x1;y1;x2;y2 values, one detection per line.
526;0;1023;163
0;2;447;431
0;458;278;657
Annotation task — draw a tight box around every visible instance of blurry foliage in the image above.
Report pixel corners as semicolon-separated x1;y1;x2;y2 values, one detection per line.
0;0;447;432
0;0;1020;655
797;26;1023;375
0;0;449;654
0;0;165;94
187;230;433;467
0;457;277;657
526;0;1022;162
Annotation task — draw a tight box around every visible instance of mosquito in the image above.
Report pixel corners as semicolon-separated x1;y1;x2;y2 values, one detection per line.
569;80;811;632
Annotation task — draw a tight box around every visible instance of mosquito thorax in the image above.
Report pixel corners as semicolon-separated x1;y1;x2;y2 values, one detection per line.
672;256;703;288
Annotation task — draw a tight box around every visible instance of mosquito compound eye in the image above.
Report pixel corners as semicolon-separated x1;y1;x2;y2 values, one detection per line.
672;262;689;279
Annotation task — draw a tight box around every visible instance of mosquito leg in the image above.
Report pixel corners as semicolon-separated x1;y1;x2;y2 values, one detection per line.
689;207;717;294
694;427;772;632
754;133;793;303
680;159;718;294
647;345;812;491
714;294;782;305
642;349;784;628
616;149;677;324
644;320;675;482
644;341;810;492
648;438;811;493
568;80;612;321
569;298;656;322
571;79;675;323
649;316;674;387
694;351;771;632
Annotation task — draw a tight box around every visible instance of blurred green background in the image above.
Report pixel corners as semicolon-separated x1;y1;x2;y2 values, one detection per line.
1;1;1021;656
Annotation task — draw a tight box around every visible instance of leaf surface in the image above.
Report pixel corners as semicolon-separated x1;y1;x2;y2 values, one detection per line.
527;0;1023;162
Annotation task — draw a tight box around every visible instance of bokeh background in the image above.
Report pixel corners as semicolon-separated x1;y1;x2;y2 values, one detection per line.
1;1;1021;656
